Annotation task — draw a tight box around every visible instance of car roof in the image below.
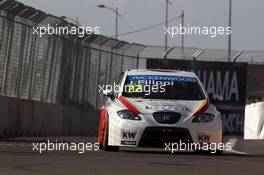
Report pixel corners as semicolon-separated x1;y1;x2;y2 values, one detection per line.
126;69;197;77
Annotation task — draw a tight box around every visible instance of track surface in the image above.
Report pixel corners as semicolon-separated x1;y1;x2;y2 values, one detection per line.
0;140;264;175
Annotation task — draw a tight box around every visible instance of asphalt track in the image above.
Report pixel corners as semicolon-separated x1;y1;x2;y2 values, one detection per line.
0;138;264;175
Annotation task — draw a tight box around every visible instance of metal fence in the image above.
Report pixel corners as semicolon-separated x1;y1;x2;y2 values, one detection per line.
0;6;152;109
0;13;143;108
0;0;263;109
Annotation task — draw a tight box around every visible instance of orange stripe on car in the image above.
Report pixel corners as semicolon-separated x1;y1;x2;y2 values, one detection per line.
118;96;141;115
192;99;209;117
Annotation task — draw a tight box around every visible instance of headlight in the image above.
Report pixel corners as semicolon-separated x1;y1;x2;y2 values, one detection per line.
192;113;215;123
117;110;141;121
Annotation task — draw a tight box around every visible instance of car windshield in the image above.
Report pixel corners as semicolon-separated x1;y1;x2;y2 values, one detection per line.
122;75;205;100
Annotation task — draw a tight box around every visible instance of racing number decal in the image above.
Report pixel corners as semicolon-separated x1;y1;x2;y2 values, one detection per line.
128;84;143;93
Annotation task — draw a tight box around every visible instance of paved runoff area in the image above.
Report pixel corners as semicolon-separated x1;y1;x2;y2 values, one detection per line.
0;137;263;175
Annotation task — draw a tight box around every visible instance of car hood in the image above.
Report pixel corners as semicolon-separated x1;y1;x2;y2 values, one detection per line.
122;97;208;116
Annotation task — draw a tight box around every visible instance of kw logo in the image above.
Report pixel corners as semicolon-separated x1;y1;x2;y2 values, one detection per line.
121;130;137;139
198;134;211;142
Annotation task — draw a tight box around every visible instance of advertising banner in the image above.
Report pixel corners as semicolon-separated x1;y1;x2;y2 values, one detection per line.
147;59;247;135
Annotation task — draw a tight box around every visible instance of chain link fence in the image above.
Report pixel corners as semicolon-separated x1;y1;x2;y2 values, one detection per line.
0;10;149;108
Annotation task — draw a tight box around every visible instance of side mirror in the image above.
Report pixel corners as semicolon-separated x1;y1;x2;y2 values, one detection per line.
102;89;115;100
209;94;224;104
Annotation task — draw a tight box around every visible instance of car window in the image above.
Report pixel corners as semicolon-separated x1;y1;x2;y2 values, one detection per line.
122;75;205;100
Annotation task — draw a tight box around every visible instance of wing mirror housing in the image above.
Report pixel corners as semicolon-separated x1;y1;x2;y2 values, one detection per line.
102;89;115;100
209;94;224;104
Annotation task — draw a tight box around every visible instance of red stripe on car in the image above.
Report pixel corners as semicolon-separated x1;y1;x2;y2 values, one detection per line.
193;99;209;117
118;96;141;115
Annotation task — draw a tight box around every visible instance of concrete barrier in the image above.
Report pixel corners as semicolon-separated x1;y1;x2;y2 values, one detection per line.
0;96;99;137
244;102;264;139
19;100;33;135
0;97;8;135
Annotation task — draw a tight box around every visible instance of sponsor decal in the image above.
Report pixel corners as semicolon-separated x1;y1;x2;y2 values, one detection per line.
121;130;137;140
197;133;211;142
221;110;244;135
121;141;137;145
128;75;197;83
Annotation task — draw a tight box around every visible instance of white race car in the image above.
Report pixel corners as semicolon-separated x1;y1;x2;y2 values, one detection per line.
98;69;223;154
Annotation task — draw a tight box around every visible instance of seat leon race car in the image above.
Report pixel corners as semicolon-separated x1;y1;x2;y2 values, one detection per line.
98;69;223;154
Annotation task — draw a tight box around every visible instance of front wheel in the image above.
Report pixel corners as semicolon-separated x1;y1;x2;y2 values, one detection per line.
103;120;119;152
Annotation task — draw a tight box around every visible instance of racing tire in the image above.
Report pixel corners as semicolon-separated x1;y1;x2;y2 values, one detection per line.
99;144;104;150
194;149;210;155
213;149;223;156
103;121;119;152
212;133;224;156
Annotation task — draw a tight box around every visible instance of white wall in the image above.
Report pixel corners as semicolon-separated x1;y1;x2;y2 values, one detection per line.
244;102;264;139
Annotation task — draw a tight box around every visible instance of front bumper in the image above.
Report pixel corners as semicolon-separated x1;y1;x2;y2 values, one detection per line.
108;113;222;148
